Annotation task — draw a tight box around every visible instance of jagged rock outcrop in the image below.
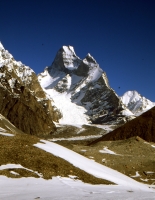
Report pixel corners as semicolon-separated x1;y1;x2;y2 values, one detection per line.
120;90;155;116
89;106;155;144
38;46;134;125
0;42;61;135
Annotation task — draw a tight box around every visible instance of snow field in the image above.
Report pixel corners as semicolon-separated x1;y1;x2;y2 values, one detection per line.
0;176;155;200
46;89;89;124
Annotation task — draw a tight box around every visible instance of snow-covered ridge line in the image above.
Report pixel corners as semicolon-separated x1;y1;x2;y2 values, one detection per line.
0;42;34;82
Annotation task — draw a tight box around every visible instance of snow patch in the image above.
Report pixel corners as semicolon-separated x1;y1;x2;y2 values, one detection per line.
10;171;20;176
0;164;42;177
49;135;101;142
0;127;14;137
0;132;14;137
131;171;141;178
120;109;134;116
99;147;119;155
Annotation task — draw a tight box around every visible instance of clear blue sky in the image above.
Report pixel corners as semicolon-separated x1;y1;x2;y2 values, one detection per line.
0;0;155;101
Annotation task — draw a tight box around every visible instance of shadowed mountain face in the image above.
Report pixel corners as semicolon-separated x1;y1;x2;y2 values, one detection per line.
0;43;61;135
90;106;155;144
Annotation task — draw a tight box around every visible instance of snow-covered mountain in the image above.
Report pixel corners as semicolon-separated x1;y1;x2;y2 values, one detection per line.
38;46;134;125
120;91;155;116
0;42;61;135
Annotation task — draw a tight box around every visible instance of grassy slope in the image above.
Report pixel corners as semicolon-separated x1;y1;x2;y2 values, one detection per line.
0;115;113;185
54;136;155;185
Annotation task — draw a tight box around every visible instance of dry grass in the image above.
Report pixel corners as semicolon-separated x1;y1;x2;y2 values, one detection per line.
57;136;155;185
0;123;114;185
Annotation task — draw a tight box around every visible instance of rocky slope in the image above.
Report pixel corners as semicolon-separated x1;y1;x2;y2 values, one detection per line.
121;90;155;116
89;106;155;144
38;46;134;125
0;42;61;135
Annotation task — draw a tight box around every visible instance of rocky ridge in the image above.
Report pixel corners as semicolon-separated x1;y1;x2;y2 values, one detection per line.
0;42;61;135
38;46;134;125
89;106;155;144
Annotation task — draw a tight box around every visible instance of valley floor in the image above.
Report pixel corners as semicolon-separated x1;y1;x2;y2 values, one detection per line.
0;120;155;199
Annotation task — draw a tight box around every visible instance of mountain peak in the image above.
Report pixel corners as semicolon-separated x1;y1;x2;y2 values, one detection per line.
39;45;135;125
125;90;139;95
50;45;81;71
62;45;76;55
121;90;142;105
84;53;97;64
60;45;76;56
121;90;155;115
123;90;140;98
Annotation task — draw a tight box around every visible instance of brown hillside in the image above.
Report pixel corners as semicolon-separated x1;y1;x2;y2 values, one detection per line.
0;64;60;136
89;106;155;144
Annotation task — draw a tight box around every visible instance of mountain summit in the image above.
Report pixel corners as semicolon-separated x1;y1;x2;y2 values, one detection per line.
50;45;81;72
38;46;134;125
121;90;155;116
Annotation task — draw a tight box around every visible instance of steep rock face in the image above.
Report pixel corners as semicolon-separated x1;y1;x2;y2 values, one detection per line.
120;91;155;116
0;42;60;135
90;106;155;144
0;113;25;135
38;46;134;125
